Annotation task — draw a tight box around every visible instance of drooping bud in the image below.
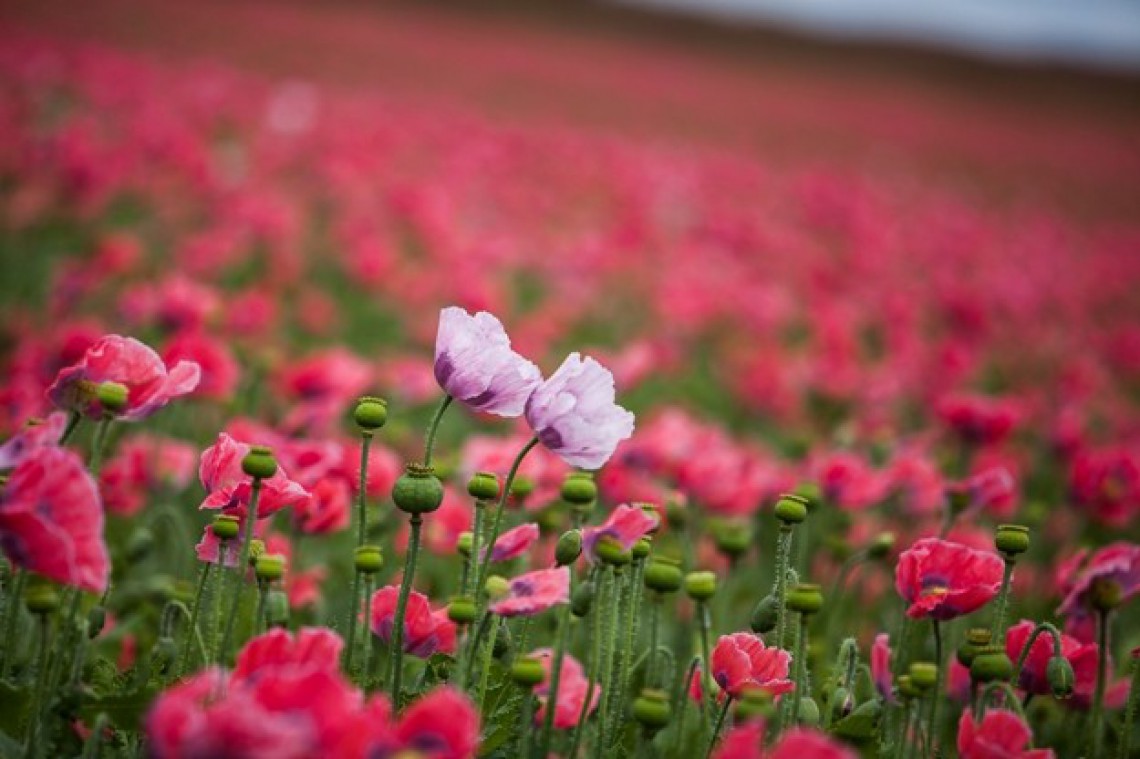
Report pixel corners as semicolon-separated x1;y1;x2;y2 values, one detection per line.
254;554;286;582
909;662;938;691
684;571;717;602
555;530;583;566
749;594;779;634
785;583;824;616
354;545;384;575
511;656;546;688
957;628;993;668
632;689;672;732
241;445;278;480
995;524;1030;557
467;471;500;501
560;472;597;506
96;381;129;414
774;494;809;525
970;645;1014;683
392;463;444;515
1047;655;1075;699
353;396;388;431
571;580;596;617
644;556;684;594
448;596;478;625
212;514;241;541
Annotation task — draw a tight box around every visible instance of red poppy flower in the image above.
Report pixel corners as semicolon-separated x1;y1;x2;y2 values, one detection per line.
489;567;570;618
581;504;658;562
489;523;540;563
0;445;109;592
292;477;351;535
957;709;1054;759
710;632;794;699
1004;619;1098;697
47;334;200;421
339;686;480;759
231;626;342;682
531;649;600;729
937;393;1020;447
100;434;196;516
161;330;240;401
198;433;310;520
369;585;456;657
712;722;764;759
895;538;1004;621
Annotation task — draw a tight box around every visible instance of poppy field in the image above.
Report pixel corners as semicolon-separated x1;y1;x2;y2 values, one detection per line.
1;10;1140;759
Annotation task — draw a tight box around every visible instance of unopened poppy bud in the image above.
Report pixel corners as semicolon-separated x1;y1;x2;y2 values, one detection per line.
774;494;809;525
87;605;106;638
555;530;583;566
467;471;499;501
713;520;752;558
571;580;596;617
1047;655;1075;699
255;554;285;581
632;537;652;560
644;556;683;593
510;476;535;500
392;463;444;515
909;662;938;691
241;445;278;480
785;583;824;615
867;532;896;560
212;514;241;541
595;535;632;566
493;623;512;659
127;527;155;562
971;646;1014;683
561;472;597;506
511;656;545;688
24;580;59;614
632;689;671;732
353;396;388;431
958;628;993;668
995;524;1030;557
354;545;384;575
750;594;779;634
96;381;129;414
266;589;289;628
485;575;511;600
735;688;774;722
797;696;821;726
448;596;477;625
684;571;717;601
1090;578;1123;611
457;532;473;558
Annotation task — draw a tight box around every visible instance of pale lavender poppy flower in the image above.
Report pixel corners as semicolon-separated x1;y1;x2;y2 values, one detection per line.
525;353;635;470
433;307;542;417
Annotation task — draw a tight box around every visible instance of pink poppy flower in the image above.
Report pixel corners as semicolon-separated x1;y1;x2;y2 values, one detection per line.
100;434;196;516
947;658;972;702
162;330;240;401
489;523;540;563
712;722;764;759
814;451;889;511
581;504;658;563
957;709;1055;759
47;334;200;421
947;467;1016;520
231;627;343;682
1004;619;1098;697
0;446;109;592
531;649;600;729
292;477;351;535
769;729;859;759
489;567;570;617
0;412;66;469
710;632;794;699
937;393;1020;447
525;353;635;470
339;686;480;759
895;538;1004;621
1068;447;1140;527
369;585;456;657
198;433;310;520
872;633;895;702
1057;542;1140;620
433;307;542;417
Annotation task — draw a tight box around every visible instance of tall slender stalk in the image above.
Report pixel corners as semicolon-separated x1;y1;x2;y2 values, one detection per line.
0;568;26;678
388;513;423;704
423;395;453;469
219;481;262;665
177;562;211;676
926;621;943;759
991;558;1016;641
705;696;732;758
1090;609;1110;759
772;525;793;651
1117;651;1140;759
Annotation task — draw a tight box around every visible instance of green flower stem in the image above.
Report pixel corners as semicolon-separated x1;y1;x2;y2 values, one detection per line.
537;594;574;759
772;524;794;652
59;411;83;445
1012;622;1064;686
219;480;263;665
255;580;269;635
344;570;363;674
88;416;113;475
673;656;702;748
467;501;486;596
356;432;373;545
388;513;423;705
647;594;662;688
826;550;866;648
926;621;943;759
0;568;26;678
598;566;624;753
789;613;809;728
626;555;646;684
570;568;611;759
894;699;912;759
606;564;639;751
905;701;922;759
361;573;376;683
991;557;1016;641
23;613;52;753
978;682;1030;722
475;616;501;714
423;394;453;468
892;615;912;679
697;600;716;732
81;713;109;759
519;690;537;759
516;617;533;660
1117;652;1140;759
706;696;732;758
823;638;858;731
208;546;226;667
178;562;211;677
1091;609;1110;759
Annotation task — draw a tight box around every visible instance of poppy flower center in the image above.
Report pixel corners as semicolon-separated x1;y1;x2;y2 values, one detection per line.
920;576;950;597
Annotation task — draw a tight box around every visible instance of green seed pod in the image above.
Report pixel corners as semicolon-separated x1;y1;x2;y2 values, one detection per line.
571;580;596;617
467;471;500;501
212;514;241;541
354;545;384;575
392;463;444;515
510;476;535;500
241;445;278;480
644;556;684;594
255;554;286;582
797;696;821;726
24;580;60;614
995;524;1030;557
785;583;824;615
828;687;853;722
749;594;779;634
560;472;597;506
448;596;478;625
127;526;155;563
713;520;752;558
909;662;938;691
632;689;672;732
684;571;717;601
632;537;652;560
555;530;583;566
457;532;473;558
866;532;896;560
595;535;632;566
970;646;1014;683
1090;578;1123;611
96;381;129;414
1047;655;1075;699
266;589;289;628
353;396;388;431
511;656;545;688
774;493;809;525
958;628;993;668
897;675;921;700
485;575;511;600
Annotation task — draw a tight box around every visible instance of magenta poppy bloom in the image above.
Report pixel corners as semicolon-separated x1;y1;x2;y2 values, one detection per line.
434;307;542;417
198;433;310;520
524;353;635;470
957;709;1055;759
895;538;1004;621
530;648;600;729
1056;542;1140;622
936;393;1020;447
161;330;240;401
0;446;109;592
947;467;1016;519
340;686;480;759
369;585;456;657
489;522;540;563
101;434;196;516
872;633;895;702
489;567;570;617
0;412;66;469
1005;619;1098;697
292;477;351;535
47;334;200;421
581;503;658;563
710;632;794;699
770;729;859;759
231;627;343;682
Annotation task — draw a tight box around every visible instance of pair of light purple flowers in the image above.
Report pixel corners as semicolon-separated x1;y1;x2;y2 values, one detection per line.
434;306;635;470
